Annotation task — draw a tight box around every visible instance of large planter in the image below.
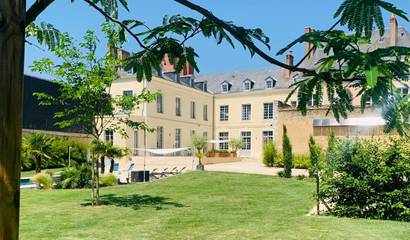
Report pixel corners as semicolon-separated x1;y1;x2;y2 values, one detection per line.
196;164;205;171
229;152;237;157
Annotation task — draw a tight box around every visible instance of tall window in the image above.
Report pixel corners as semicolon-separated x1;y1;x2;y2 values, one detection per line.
262;131;274;145
243;80;252;91
176;97;181;116
157;94;163;113
219;132;229;150
156;126;163;149
265;79;274;89
175;129;181;148
203;132;208;151
203;104;208;121
241;131;251;150
105;130;113;142
190;101;196;119
220;105;229;121
123;90;133;96
221;83;229;93
241;104;251;121
264;103;274;119
133;131;138;155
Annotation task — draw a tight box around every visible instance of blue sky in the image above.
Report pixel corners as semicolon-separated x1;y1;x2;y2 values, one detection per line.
25;0;410;78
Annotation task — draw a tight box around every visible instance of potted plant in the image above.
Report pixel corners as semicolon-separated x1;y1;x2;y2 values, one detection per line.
229;139;244;157
192;134;208;171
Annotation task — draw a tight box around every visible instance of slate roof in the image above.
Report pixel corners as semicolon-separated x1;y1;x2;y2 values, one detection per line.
189;26;410;95
195;67;293;94
300;26;410;69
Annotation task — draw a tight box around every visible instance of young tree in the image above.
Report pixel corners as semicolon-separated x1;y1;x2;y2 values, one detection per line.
229;138;244;155
1;0;409;237
31;30;155;205
323;131;339;179
308;136;323;178
192;134;208;169
22;133;54;173
262;141;277;167
282;125;293;178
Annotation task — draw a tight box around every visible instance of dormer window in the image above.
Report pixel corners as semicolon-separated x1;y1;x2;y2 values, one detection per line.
243;79;254;91
221;81;231;93
265;77;276;89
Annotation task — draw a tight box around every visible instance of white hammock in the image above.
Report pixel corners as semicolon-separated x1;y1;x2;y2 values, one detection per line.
207;139;229;144
133;147;191;155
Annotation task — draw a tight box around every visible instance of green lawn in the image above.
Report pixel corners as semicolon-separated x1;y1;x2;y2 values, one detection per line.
20;172;410;240
21;168;64;178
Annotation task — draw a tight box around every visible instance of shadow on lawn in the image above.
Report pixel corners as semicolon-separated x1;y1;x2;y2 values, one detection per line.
82;194;185;210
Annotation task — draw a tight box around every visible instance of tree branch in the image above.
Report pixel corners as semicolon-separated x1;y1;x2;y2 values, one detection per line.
82;0;149;51
26;0;55;26
294;19;342;68
174;0;315;75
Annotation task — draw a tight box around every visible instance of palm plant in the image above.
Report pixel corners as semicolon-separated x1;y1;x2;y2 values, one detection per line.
105;142;128;173
22;133;54;173
192;135;208;169
91;140;127;173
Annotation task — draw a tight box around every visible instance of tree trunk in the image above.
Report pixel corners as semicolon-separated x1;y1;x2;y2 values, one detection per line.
0;1;26;239
34;156;41;173
95;161;100;205
109;158;114;173
100;155;105;174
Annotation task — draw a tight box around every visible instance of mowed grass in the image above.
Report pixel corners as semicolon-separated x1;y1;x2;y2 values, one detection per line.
20;172;410;240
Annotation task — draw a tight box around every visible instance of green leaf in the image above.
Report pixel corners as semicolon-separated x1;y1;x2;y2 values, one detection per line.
365;67;379;88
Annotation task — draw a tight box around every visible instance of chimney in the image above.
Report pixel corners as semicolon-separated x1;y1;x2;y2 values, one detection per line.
161;51;195;76
390;14;398;46
161;53;177;73
285;51;294;79
304;27;315;58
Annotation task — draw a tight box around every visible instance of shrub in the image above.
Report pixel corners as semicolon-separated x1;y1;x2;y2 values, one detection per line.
275;155;309;169
263;142;277;167
296;175;306;181
229;139;244;153
49;138;87;168
277;170;285;178
320;137;410;221
323;130;338;179
99;174;118;187
308;136;323;177
282;125;293;178
33;172;53;189
58;163;92;189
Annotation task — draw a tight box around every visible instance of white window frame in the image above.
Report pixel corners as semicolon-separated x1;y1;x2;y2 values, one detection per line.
243;80;252;91
219;132;229;150
241;104;251;121
123;90;133;96
175;128;181;148
241;131;251;150
190;101;196;119
203;104;208;121
265;77;276;89
176;97;181;116
263;103;274;120
262;131;274;145
221;82;229;93
157;94;163;113
156;126;164;149
220;105;229;121
105;130;113;142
